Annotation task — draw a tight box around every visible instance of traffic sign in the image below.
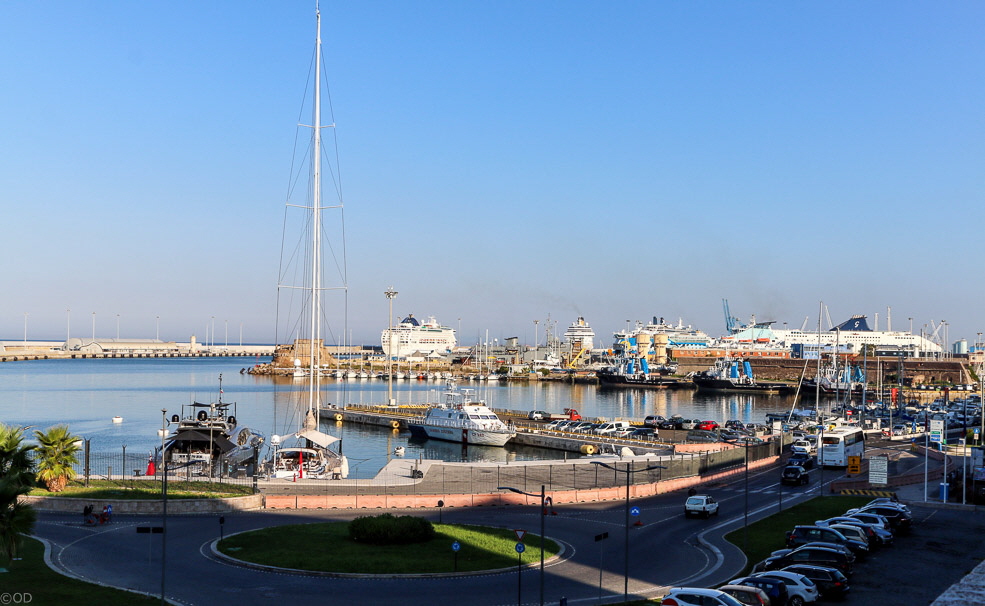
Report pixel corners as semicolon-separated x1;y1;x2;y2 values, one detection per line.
847;456;861;474
452;541;460;552
630;506;641;517
514;529;526;541
515;542;525;554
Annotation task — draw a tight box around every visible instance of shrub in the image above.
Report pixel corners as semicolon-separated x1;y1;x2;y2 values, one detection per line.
348;513;435;545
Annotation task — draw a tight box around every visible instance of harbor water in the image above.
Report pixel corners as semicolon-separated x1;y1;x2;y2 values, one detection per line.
2;357;811;478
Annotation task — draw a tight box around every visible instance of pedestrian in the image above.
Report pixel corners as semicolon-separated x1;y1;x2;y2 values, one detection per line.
83;504;94;525
100;505;109;524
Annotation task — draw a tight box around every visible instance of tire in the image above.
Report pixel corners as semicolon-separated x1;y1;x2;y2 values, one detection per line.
789;596;804;606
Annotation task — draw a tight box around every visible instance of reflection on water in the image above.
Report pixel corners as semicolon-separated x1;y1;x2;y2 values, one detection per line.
1;357;819;478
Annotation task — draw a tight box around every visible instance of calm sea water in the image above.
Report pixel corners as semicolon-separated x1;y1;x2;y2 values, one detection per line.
0;357;808;478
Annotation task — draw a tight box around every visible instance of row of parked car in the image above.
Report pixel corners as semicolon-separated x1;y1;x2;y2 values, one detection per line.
662;497;914;605
541;419;660;440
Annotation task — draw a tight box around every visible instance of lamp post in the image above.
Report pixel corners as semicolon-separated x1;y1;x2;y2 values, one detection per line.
92;312;96;342
66;308;71;342
160;408;168;604
23;312;28;346
591;461;666;603
497;485;547;606
156;316;160;341
225;319;228;348
116;313;120;340
385;287;397;404
211;316;216;349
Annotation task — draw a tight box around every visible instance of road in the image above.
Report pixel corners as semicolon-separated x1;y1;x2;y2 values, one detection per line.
30;458;984;605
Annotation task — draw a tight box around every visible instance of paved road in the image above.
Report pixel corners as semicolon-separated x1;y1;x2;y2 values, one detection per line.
30;460;985;605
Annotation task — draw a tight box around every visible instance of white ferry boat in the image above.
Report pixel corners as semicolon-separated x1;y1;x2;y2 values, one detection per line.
728;315;943;356
408;382;516;447
381;314;457;359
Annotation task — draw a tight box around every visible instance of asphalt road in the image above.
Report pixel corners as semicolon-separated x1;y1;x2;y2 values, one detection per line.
28;460;985;606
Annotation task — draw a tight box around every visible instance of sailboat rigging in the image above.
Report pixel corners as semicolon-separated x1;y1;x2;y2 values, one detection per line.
265;4;348;480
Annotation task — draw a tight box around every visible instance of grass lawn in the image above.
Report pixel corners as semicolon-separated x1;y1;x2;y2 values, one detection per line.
28;478;254;500
218;522;561;574
724;495;873;577
1;537;157;605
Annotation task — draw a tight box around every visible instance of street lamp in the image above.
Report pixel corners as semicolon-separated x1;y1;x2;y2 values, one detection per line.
91;312;96;342
66;308;71;342
23;312;28;345
591;461;666;603
385;287;398;405
156;316;160;341
497;485;548;606
116;313;120;340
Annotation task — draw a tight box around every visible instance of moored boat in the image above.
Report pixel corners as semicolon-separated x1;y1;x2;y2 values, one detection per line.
408;382;516;446
692;356;792;394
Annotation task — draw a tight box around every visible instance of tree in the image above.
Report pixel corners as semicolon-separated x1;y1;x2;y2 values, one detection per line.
0;424;35;487
0;424;37;564
33;425;81;493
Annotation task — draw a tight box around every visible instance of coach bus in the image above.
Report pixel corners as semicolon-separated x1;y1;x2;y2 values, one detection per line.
817;426;865;467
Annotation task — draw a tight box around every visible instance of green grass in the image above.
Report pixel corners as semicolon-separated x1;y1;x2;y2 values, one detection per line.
724;495;873;576
1;537;157;605
218;522;561;574
28;478;254;500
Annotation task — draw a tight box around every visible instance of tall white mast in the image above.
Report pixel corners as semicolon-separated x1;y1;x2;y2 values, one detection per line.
308;6;323;417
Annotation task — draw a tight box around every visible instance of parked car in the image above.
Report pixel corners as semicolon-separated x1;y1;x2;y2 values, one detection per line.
753;570;820;604
754;545;854;577
845;511;894;534
785;526;860;552
610;428;635;438
788;452;815;470
829;523;870;543
781;565;851;598
679;418;697;430
720;429;743;442
596;421;632;435
527;410;549;420
644;415;666;428
696;420;720;431
684;495;719;518
734;436;765;446
659;418;684;430
847;505;912;532
865;497;912;515
716;585;770;606
781;465;811;486
630;427;658;440
815;517;891;547
725;419;746;430
686;429;721;443
729;576;789;606
660;588;745;606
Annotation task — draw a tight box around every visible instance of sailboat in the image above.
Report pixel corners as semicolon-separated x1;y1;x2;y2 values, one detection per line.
265;5;348;480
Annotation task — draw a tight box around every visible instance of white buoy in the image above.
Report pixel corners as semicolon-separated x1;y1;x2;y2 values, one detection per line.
394;446;405;456
112;416;123;423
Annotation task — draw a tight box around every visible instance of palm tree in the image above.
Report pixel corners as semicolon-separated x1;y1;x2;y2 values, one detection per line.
0;423;36;565
0;474;36;565
0;424;35;487
33;425;81;493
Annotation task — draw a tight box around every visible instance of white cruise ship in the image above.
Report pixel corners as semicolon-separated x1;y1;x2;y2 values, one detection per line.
612;316;713;353
563;316;595;350
381;314;457;359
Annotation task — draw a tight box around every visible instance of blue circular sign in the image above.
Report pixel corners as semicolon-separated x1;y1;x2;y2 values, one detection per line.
515;542;525;554
630;506;641;517
452;541;460;552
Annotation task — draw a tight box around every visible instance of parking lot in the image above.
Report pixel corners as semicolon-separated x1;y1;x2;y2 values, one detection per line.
815;503;985;605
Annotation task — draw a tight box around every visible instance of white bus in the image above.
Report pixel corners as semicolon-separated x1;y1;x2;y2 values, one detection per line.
817;426;865;467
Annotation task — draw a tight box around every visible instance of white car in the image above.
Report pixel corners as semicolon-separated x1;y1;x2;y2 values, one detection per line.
684;495;720;518
753;570;820;604
791;440;811;455
660;587;744;606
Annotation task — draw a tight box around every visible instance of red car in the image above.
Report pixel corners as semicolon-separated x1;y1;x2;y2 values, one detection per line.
696;420;720;431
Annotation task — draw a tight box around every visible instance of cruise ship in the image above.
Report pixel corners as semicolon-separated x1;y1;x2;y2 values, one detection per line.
612;317;713;354
381;314;457;359
722;315;942;356
563;316;595;350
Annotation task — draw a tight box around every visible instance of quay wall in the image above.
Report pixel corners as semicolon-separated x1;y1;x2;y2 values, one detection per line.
20;493;264;514
263;454;779;510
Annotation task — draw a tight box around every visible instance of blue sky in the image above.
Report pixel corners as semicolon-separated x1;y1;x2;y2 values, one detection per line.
2;2;983;348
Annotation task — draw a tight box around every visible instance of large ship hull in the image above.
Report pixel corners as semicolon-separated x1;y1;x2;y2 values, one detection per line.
692;376;792;395
407;423;514;446
596;370;685;389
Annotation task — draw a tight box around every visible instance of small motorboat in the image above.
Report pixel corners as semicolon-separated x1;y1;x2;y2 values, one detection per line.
393;446;405;456
112;416;123;423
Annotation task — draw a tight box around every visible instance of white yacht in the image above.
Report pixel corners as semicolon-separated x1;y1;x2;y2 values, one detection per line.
408;382;516;447
381;314;457;359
